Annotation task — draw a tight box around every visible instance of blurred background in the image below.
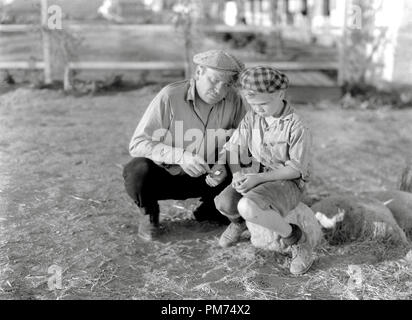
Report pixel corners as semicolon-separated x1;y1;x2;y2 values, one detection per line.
1;0;411;103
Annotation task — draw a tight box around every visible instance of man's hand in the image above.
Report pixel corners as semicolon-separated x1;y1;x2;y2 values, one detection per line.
205;164;227;187
234;174;263;195
180;152;210;177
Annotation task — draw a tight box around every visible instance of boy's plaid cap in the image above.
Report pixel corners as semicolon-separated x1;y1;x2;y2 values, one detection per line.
193;50;245;73
240;66;289;93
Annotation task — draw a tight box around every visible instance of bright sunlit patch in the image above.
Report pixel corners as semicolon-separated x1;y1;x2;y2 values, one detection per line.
224;1;237;26
0;0;15;5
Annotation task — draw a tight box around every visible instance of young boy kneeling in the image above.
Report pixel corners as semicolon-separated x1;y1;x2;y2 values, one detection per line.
211;66;313;275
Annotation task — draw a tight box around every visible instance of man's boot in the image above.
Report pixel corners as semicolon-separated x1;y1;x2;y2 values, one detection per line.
193;201;230;225
137;204;160;241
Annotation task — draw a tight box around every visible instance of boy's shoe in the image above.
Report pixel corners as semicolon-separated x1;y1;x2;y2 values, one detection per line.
219;222;247;248
289;232;314;275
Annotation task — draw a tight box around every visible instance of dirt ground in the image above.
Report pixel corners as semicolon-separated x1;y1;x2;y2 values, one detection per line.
0;85;412;300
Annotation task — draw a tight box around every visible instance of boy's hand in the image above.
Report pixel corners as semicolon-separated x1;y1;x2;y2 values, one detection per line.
205;164;227;187
235;174;263;195
231;171;247;188
231;167;258;188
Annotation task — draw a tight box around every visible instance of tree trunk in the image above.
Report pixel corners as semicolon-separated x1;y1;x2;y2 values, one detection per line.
257;0;263;25
41;0;52;84
163;0;175;10
284;0;292;25
236;0;247;24
183;17;194;79
268;0;284;57
400;165;412;193
217;0;226;23
196;0;211;24
340;0;386;87
322;0;330;16
301;0;308;16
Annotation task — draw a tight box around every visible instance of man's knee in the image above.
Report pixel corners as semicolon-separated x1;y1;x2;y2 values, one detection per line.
123;157;154;180
123;157;157;202
237;197;259;221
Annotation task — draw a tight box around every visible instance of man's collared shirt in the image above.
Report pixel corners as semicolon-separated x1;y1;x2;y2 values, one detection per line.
223;101;312;188
129;79;246;175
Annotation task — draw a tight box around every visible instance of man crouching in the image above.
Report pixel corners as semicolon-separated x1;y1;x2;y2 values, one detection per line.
122;50;247;241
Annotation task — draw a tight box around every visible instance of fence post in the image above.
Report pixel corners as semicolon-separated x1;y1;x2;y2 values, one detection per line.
41;0;52;84
338;0;348;86
63;65;72;91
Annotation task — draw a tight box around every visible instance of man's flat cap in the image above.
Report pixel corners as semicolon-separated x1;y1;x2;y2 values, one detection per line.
240;66;289;93
193;50;244;73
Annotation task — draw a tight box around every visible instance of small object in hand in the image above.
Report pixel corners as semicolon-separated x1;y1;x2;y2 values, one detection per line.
214;170;222;176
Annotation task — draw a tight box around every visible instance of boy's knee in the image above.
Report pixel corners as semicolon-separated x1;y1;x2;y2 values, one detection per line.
214;194;230;214
214;191;239;216
237;197;259;221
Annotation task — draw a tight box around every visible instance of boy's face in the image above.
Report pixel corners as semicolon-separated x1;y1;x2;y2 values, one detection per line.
242;90;285;117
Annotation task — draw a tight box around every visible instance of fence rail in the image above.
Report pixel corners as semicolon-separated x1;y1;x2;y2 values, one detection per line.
1;21;340;89
0;23;349;33
0;61;45;69
62;60;338;91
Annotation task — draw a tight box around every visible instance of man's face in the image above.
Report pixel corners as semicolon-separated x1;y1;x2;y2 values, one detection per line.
195;67;235;105
242;90;285;117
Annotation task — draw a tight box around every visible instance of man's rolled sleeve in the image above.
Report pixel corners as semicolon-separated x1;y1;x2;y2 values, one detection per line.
129;90;185;164
285;121;312;181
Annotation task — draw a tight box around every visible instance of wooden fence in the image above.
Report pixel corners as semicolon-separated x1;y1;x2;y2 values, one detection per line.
0;0;340;90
